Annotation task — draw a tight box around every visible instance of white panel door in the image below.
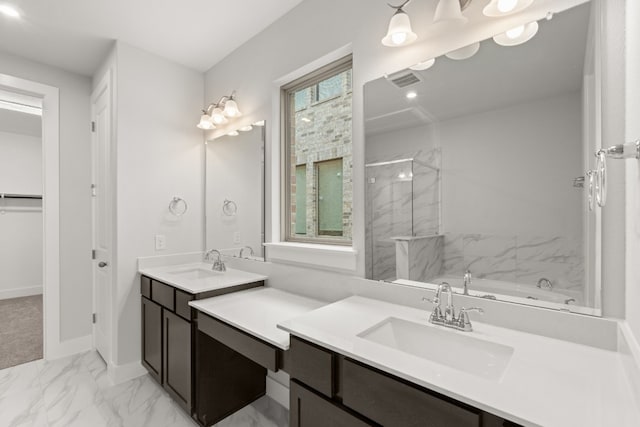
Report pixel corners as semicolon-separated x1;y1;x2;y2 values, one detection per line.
92;72;113;364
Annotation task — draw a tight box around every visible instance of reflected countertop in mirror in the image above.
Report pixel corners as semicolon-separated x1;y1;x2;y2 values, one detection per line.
364;2;601;315
205;122;266;261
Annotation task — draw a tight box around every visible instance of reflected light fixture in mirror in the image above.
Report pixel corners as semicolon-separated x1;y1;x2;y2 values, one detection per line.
445;42;480;60
0;4;20;18
410;58;436;71
433;0;468;25
483;0;534;17
381;0;418;47
494;21;539;46
197;91;242;129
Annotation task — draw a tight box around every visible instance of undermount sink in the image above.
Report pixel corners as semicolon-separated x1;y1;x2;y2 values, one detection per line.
358;317;513;381
168;267;222;280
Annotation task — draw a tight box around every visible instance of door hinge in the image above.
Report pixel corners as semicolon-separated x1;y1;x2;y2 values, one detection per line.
92;313;97;324
91;184;97;197
92;249;96;260
91;121;96;132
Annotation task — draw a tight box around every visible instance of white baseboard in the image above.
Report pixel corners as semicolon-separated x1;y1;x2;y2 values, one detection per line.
619;321;640;406
46;334;92;360
266;375;289;410
0;286;43;300
108;360;147;386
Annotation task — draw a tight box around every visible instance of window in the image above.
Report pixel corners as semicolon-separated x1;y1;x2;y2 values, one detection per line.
282;56;352;245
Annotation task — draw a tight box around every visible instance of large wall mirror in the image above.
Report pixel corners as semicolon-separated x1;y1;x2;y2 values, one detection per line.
364;1;602;315
205;122;265;260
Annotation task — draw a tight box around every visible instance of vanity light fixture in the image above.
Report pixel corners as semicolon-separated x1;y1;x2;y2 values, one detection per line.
197;91;242;129
493;21;539;46
433;0;468;25
483;0;534;17
0;4;20;18
238;125;253;132
409;58;436;71
445;42;480;60
227;130;240;136
381;0;418;47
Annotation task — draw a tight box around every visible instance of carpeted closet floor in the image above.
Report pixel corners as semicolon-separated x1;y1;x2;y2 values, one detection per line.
0;295;43;370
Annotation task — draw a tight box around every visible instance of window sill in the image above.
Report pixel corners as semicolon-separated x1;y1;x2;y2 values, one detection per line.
264;242;357;272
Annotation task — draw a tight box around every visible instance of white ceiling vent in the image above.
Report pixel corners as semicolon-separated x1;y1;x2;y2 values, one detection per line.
385;70;422;89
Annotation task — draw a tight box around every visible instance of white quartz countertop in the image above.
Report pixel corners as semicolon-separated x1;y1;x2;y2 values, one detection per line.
189;287;326;350
138;262;267;294
278;296;640;427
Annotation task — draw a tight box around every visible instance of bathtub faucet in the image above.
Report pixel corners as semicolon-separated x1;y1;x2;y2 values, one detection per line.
463;270;472;295
537;277;553;290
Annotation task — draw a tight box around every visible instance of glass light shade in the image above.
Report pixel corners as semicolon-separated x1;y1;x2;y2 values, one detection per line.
433;0;468;25
227;130;239;136
409;58;436;71
210;107;228;125
493;21;539;46
253;120;265;126
223;99;240;117
381;10;417;47
445;42;480;60
483;0;534;17
197;114;215;130
239;125;253;132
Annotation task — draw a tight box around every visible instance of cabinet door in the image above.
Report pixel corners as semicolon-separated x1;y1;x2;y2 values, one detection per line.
163;310;192;412
290;380;373;427
141;297;162;383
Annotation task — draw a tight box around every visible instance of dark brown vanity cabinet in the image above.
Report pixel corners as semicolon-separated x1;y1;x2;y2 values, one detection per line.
140;275;264;419
289;336;522;427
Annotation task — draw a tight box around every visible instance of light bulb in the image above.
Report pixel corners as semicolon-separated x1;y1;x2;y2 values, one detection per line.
497;0;518;13
506;25;525;39
210;107;227;125
391;32;408;45
0;4;20;18
223;99;240;117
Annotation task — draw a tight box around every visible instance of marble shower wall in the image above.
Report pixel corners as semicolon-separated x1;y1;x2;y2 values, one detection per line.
441;233;584;291
365;150;441;281
395;235;444;282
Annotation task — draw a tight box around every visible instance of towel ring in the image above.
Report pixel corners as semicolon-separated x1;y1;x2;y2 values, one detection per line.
222;199;237;216
595;150;607;208
169;196;188;217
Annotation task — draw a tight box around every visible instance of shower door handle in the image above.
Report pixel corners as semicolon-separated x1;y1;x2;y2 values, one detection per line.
98;261;108;268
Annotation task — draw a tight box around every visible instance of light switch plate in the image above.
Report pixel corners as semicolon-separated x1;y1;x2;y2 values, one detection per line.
155;234;166;250
233;231;241;245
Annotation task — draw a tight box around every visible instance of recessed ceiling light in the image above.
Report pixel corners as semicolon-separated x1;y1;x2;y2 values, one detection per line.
406;91;418;99
0;4;20;19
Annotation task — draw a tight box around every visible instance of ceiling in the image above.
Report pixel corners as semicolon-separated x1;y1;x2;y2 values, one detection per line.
0;0;304;76
365;2;591;136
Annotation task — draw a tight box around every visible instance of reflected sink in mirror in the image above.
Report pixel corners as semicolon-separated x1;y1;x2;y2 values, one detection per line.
358;317;513;381
168;267;223;280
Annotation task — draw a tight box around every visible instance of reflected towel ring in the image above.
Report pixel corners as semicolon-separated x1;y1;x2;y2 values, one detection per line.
586;170;595;212
595;150;607;207
169;196;188;216
222;199;237;216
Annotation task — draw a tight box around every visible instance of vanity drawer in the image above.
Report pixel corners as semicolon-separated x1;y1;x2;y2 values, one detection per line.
151;280;175;311
198;313;278;371
290;336;334;398
140;276;151;299
342;359;481;427
175;289;194;320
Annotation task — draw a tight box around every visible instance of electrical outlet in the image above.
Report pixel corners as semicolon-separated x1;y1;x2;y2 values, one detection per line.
233;231;241;245
155;234;166;251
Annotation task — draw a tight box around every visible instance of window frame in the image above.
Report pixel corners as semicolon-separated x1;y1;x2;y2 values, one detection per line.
281;55;353;246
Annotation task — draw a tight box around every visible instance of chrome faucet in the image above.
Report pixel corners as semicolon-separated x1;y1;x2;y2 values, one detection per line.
204;249;226;272
463;270;472;295
239;245;254;259
423;282;484;332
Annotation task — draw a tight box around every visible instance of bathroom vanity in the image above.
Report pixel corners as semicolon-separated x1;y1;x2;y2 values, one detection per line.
138;264;267;417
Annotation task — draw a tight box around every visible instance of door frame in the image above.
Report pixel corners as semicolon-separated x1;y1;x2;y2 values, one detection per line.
91;69;114;366
0;73;60;359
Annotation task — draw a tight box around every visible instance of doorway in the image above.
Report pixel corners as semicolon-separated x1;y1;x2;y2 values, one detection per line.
0;73;60;362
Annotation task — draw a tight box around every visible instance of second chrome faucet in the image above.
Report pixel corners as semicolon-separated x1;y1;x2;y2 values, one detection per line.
423;282;484;332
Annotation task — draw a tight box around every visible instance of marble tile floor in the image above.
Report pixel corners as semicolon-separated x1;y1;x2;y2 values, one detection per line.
0;351;288;427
